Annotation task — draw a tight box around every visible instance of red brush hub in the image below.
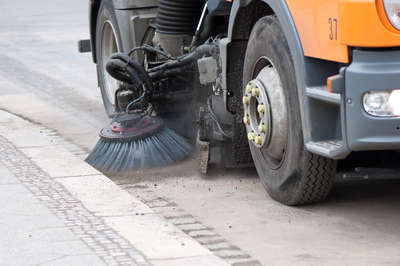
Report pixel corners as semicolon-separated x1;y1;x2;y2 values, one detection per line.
100;113;164;141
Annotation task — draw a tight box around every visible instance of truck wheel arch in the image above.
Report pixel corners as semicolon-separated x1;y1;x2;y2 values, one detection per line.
226;0;343;151
89;0;102;63
88;0;128;63
89;0;157;63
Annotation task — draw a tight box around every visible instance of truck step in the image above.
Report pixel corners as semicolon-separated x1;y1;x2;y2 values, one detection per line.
306;86;341;105
306;140;348;159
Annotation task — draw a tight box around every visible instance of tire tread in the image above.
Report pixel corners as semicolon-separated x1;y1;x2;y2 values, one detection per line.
295;152;335;205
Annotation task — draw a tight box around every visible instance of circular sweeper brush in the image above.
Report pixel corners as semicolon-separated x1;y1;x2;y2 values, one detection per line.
86;113;192;173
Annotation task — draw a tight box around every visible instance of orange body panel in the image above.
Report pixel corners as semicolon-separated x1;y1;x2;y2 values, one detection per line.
339;0;400;47
285;0;400;63
285;0;348;63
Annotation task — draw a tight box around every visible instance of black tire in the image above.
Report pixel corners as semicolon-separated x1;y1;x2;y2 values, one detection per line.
243;16;337;205
95;0;123;117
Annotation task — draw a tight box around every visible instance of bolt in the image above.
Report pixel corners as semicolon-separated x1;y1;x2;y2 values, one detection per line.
257;104;265;115
246;84;253;94
258;122;266;133
252;87;259;97
255;135;262;145
242;96;249;106
243;114;250;125
248;132;255;141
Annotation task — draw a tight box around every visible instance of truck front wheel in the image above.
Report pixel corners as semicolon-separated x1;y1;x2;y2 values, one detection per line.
242;16;337;205
95;1;122;117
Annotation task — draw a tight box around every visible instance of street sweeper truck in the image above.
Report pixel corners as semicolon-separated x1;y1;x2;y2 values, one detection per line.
79;0;400;205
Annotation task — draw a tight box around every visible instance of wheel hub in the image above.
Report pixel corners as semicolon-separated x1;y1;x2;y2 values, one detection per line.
243;65;288;160
242;79;272;148
100;113;164;142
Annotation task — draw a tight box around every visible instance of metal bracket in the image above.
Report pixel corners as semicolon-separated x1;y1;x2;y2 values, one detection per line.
196;134;210;175
197;56;219;85
78;39;91;53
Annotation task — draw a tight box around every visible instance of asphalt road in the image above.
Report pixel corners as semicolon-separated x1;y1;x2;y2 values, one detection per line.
1;1;400;265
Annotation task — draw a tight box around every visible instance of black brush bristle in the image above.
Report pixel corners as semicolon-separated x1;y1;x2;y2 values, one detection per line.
86;126;192;173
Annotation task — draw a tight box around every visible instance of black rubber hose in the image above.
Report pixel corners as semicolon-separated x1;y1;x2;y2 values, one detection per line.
109;53;153;92
105;52;155;111
148;44;218;73
106;57;148;111
128;45;176;60
149;64;194;81
105;58;136;84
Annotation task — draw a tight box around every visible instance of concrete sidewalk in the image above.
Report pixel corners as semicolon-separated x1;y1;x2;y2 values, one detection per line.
0;110;229;266
0;162;108;266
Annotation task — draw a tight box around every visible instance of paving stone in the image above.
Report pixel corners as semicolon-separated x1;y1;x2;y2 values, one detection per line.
188;229;219;238
176;222;209;231
206;242;238;251
214;249;250;259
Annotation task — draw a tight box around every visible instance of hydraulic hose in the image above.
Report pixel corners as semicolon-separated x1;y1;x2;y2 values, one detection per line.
105;53;153;112
104;43;219;112
148;43;218;73
107;53;153;92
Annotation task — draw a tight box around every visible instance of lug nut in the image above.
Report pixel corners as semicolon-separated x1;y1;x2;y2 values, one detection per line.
255;135;262;145
257;104;265;114
252;87;259;97
258;123;266;133
242;96;249;106
243;114;250;125
246;84;253;94
248;132;255;141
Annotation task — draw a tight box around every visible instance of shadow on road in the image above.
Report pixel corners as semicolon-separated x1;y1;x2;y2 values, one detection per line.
328;179;400;204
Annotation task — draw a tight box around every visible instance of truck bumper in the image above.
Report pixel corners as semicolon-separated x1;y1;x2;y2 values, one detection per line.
345;49;400;151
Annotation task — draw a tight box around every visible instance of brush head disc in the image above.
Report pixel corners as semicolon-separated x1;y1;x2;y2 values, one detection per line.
99;113;164;142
